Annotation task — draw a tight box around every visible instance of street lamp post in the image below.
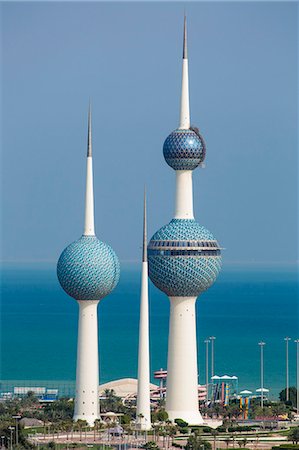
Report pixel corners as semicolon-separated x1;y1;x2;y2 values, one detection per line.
258;342;266;409
12;415;21;446
284;337;291;402
8;427;14;450
295;339;299;413
204;339;210;403
209;336;216;378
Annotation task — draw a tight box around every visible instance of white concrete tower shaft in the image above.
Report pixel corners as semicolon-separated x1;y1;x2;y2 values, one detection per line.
84;104;95;236
74;105;100;426
175;16;194;220
166;296;202;424
166;17;203;425
74;300;100;424
136;191;152;430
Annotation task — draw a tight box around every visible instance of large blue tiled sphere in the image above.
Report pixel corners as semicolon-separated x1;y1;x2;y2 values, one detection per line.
148;219;221;297
163;128;206;170
57;235;120;301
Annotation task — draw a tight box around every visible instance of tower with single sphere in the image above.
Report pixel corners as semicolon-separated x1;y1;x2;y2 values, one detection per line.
57;107;120;425
148;18;222;425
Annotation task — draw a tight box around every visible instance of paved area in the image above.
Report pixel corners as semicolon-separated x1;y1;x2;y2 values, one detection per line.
28;431;289;450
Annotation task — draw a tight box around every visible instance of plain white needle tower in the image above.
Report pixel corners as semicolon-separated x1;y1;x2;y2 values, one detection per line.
136;191;152;430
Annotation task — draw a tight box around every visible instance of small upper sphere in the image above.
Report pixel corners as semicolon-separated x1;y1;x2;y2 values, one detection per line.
148;219;221;297
57;235;120;301
163;128;206;171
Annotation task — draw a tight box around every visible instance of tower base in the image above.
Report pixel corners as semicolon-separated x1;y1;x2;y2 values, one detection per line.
73;414;100;427
166;296;202;427
167;409;204;426
135;417;152;431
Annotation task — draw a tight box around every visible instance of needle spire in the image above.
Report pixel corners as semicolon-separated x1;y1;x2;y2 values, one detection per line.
142;188;147;262
183;14;188;59
179;15;190;129
87;101;92;157
84;103;95;236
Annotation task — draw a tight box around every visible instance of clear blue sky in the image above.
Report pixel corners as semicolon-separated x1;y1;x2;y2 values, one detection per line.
1;1;298;263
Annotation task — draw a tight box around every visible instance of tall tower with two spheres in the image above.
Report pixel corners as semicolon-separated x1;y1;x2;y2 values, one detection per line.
147;18;222;424
57;107;120;425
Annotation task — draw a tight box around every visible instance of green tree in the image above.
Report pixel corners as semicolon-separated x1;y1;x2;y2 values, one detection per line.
279;387;297;407
271;402;287;417
20;391;39;409
157;409;168;422
142;442;159;450
186;432;212;450
44;398;74;421
288;427;299;444
75;419;87;441
101;389;123;412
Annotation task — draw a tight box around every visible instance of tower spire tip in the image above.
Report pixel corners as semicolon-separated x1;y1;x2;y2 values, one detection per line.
142;188;147;263
183;14;188;59
87;102;92;157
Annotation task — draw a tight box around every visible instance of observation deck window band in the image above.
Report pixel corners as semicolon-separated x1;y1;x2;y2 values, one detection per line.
148;241;221;250
148;249;221;257
149;240;219;245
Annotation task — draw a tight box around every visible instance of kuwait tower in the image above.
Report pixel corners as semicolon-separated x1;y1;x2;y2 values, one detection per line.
57;106;120;425
136;191;152;431
147;18;222;425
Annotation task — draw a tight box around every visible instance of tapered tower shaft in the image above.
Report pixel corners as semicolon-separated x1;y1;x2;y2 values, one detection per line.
74;300;100;423
84;104;95;236
136;192;152;430
166;296;202;424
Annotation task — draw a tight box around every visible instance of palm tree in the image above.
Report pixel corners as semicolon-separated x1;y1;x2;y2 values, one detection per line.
93;418;102;441
76;419;87;441
63;420;73;441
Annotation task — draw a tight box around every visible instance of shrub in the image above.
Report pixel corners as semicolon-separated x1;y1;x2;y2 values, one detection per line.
142;442;160;450
175;418;189;428
228;426;253;432
272;446;299;450
157;410;169;422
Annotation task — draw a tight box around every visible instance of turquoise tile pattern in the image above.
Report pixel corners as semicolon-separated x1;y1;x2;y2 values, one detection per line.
163;128;206;170
57;236;120;301
148;219;221;297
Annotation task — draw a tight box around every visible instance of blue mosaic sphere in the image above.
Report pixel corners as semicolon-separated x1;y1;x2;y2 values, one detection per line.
163;128;206;171
57;235;120;301
148;219;221;297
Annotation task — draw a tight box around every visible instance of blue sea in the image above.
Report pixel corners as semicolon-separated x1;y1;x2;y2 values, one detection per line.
0;262;298;399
